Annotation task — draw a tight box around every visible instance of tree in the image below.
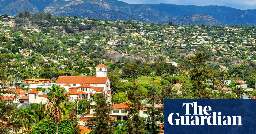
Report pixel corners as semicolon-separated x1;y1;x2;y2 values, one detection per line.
127;88;145;134
77;99;90;115
163;74;194;99
93;94;112;134
31;119;57;134
46;85;67;123
146;85;160;134
112;92;128;103
58;120;77;134
0;101;16;133
45;85;80;133
113;120;128;134
11;106;38;133
246;70;256;88
31;86;78;133
184;48;213;98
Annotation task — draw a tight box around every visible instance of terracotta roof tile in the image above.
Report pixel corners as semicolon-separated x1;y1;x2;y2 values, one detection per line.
236;80;246;85
91;87;103;92
68;88;87;95
84;114;95;118
0;96;15;101
24;79;51;84
56;76;108;84
15;88;26;95
96;64;107;68
79;117;88;122
19;96;29;100
112;103;129;109
80;84;91;88
79;126;91;134
29;89;39;94
38;94;48;98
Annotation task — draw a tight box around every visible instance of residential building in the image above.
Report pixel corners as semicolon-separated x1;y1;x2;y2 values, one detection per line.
111;103;129;120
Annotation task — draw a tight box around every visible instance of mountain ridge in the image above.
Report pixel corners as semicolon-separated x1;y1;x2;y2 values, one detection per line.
1;0;256;25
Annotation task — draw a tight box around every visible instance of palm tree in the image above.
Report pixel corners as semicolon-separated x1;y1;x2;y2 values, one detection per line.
45;85;68;133
94;94;112;134
0;101;16;133
11;107;37;133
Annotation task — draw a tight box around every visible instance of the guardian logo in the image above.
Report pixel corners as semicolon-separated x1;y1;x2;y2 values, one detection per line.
168;102;242;126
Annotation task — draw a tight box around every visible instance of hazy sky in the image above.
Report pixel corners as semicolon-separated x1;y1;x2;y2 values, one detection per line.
120;0;256;9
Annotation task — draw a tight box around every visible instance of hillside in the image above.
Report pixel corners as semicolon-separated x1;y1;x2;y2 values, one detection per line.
0;14;256;84
0;0;256;25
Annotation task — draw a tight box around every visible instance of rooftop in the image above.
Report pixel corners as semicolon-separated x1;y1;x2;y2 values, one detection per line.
112;103;129;109
56;76;108;84
96;64;107;68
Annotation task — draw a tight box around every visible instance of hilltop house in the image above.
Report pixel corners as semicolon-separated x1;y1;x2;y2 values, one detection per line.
110;103;129;120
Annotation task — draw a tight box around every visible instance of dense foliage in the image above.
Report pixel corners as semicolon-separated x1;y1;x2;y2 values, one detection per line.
1;13;256;133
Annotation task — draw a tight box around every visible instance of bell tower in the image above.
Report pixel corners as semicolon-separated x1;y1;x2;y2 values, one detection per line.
96;64;107;77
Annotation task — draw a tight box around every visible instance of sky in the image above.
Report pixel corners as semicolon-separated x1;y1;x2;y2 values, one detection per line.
120;0;256;9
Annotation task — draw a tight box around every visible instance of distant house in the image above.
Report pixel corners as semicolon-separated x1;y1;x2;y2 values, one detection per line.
236;80;248;89
0;88;21;103
24;79;51;84
23;79;54;89
15;88;29;104
78;126;92;134
0;95;15;103
67;86;104;102
111;103;129;120
28;89;48;104
224;80;232;86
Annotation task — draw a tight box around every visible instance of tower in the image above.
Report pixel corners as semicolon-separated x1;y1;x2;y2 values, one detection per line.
96;64;107;77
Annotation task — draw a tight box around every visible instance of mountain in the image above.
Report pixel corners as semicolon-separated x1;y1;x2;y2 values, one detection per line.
1;0;256;25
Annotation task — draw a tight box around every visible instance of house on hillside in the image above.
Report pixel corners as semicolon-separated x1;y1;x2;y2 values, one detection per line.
56;64;111;102
24;79;51;84
7;64;111;105
23;79;55;89
111;103;129;120
28;89;48;104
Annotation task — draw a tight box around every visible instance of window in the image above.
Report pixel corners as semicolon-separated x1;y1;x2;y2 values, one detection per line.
121;110;127;113
113;110;119;113
73;84;76;86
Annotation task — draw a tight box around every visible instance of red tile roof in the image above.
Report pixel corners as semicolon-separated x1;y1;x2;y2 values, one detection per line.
0;96;15;101
68;88;88;95
38;94;48;98
56;76;108;84
83;114;95;118
236;80;246;85
19;96;29;100
80;84;91;88
24;79;51;84
29;89;39;94
79;117;89;122
96;64;107;68
91;87;103;92
112;103;130;109
79;126;91;134
16;88;26;95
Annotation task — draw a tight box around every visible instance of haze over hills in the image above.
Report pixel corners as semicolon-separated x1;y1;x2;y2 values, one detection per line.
1;0;256;25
